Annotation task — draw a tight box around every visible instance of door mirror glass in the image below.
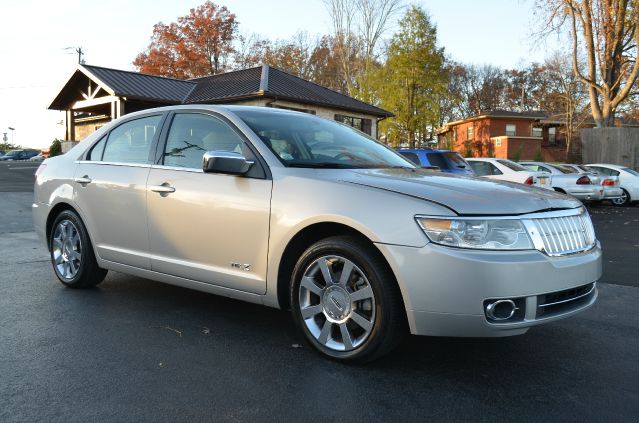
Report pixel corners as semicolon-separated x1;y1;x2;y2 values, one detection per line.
203;151;254;175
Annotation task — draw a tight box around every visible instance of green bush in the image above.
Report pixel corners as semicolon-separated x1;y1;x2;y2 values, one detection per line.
534;146;544;162
49;139;63;157
512;148;522;162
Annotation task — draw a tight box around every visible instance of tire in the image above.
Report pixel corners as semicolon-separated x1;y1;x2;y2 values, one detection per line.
611;188;631;207
49;209;107;288
290;236;406;363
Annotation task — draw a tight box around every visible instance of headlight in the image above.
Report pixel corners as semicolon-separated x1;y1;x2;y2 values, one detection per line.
416;217;534;250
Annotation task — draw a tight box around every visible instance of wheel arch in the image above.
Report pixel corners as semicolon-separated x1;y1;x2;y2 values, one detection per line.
275;222;403;312
45;202;84;250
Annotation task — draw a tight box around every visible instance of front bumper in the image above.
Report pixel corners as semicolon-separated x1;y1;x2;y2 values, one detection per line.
375;241;601;337
32;202;49;245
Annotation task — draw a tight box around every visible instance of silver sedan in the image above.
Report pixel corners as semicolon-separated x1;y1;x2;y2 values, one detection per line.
33;106;601;362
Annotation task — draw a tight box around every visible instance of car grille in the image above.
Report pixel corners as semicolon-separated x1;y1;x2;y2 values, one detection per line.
536;282;596;319
524;210;596;256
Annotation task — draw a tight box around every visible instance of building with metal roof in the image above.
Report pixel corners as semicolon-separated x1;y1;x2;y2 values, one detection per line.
49;64;392;143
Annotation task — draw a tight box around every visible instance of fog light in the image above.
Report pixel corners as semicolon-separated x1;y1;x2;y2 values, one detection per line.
485;299;517;321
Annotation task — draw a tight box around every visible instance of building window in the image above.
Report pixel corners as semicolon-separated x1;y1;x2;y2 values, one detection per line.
334;114;372;135
532;127;542;138
505;124;516;137
548;127;556;143
494;138;502;147
466;126;474;140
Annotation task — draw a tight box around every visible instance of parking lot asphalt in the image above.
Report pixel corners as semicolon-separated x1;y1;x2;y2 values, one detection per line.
0;161;41;192
1;166;638;422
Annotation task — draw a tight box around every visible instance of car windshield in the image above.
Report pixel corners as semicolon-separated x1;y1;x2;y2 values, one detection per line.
235;109;415;169
553;164;576;174
622;167;639;176
497;159;528;171
3;150;20;157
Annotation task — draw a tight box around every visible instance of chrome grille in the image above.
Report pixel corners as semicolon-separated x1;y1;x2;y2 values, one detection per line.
523;210;596;256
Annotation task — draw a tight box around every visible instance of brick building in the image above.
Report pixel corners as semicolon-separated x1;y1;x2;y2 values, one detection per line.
49;64;392;147
436;110;570;161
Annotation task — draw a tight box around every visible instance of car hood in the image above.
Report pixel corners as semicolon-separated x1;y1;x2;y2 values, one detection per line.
337;168;582;215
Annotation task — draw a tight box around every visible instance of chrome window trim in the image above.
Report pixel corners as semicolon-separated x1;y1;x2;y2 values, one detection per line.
76;160;151;169
150;164;204;173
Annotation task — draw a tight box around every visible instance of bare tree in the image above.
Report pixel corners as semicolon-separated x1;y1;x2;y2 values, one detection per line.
356;0;403;65
324;0;360;94
537;0;639;126
541;52;589;158
323;0;403;95
458;64;508;115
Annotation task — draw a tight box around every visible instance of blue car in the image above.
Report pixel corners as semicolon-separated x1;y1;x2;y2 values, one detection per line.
397;149;474;175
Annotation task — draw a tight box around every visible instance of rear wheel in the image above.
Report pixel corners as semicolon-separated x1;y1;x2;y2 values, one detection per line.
290;236;406;363
50;210;107;288
611;188;630;207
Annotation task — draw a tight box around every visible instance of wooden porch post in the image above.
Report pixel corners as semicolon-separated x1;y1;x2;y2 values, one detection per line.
65;110;75;141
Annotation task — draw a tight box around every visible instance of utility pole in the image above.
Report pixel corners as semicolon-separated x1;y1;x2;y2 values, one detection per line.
8;127;15;144
75;47;84;64
63;47;85;64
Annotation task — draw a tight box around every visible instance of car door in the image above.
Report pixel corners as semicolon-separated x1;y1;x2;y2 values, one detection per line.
73;113;165;269
146;111;272;294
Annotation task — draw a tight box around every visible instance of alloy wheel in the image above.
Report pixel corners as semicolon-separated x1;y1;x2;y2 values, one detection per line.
52;220;82;280
612;190;628;206
298;255;376;352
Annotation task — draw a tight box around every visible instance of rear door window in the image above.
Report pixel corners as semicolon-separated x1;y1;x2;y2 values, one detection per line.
102;115;162;164
398;152;421;166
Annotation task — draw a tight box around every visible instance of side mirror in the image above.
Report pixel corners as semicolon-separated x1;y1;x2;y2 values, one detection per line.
202;151;254;175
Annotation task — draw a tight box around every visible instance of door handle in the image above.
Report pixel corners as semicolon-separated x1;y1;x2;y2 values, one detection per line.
74;175;92;185
149;183;176;195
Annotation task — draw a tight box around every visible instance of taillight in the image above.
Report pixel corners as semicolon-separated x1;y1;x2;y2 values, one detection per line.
524;176;533;185
34;163;47;181
602;178;616;186
576;175;591;185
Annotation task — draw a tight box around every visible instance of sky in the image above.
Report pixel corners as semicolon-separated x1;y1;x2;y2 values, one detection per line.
0;0;559;149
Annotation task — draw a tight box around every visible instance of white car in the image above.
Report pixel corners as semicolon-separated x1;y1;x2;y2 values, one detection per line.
585;164;639;206
466;158;553;189
519;161;610;202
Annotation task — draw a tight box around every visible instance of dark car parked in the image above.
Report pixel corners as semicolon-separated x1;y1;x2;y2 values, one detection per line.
0;149;40;161
396;149;474;175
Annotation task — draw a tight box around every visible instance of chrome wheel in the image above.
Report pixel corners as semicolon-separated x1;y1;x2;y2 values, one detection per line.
612;189;629;206
52;220;82;280
298;255;376;352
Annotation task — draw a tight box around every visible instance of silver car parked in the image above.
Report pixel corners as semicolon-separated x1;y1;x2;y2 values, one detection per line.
33;106;601;362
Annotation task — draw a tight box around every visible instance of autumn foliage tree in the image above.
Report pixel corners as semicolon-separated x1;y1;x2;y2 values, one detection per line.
134;1;237;79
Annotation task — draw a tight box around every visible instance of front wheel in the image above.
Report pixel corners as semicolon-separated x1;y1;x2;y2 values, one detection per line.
50;210;107;288
611;188;631;207
290;236;406;363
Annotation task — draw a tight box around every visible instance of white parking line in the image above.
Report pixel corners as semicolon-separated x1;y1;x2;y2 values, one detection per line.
8;166;39;170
